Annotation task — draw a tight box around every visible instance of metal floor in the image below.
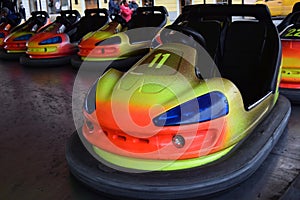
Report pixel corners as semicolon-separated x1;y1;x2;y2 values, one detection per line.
0;60;299;200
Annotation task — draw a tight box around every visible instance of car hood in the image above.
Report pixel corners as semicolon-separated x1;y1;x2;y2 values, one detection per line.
5;31;33;42
28;32;68;44
95;43;216;134
79;31;115;48
79;22;122;48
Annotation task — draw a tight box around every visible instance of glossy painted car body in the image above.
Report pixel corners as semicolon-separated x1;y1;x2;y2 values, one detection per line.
26;10;80;59
280;25;300;89
66;5;291;199
77;18;125;60
3;11;50;53
81;5;282;171
0;22;15;48
25;9;109;61
277;3;300;91
75;6;169;63
0;13;22;48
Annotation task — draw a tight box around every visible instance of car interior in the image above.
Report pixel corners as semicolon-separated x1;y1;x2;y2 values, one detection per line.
157;5;281;110
38;10;81;33
127;6;169;44
10;11;49;33
277;2;300;33
65;8;110;43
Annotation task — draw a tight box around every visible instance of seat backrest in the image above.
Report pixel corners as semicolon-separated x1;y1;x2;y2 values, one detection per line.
127;15;167;44
220;21;267;109
127;6;168;29
58;10;81;26
172;4;281;109
289;11;300;25
184;20;224;80
66;14;79;25
148;14;167;27
66;11;109;43
293;2;300;13
187;20;222;59
125;6;168;44
128;13;167;29
278;11;300;32
277;2;300;32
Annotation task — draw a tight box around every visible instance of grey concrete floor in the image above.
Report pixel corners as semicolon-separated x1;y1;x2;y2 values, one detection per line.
0;60;299;200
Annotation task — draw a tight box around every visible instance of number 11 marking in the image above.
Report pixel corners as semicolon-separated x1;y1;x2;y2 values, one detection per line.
149;53;171;69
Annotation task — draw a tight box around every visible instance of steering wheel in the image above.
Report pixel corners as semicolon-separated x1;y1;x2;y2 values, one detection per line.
110;14;127;27
160;24;206;48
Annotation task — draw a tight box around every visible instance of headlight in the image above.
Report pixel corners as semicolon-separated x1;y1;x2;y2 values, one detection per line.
13;34;32;41
39;36;62;45
83;80;98;114
153;91;229;126
95;36;121;46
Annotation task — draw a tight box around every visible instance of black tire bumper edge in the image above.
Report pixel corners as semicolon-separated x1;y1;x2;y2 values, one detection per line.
70;55;83;69
280;87;300;104
0;49;25;60
66;95;291;200
19;55;71;67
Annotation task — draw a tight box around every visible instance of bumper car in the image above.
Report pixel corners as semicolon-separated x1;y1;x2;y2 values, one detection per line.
66;4;291;199
0;13;22;48
277;2;300;103
19;10;81;66
20;9;110;67
71;6;169;69
0;11;50;60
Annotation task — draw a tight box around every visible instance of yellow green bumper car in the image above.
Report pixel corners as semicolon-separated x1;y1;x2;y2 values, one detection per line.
66;4;291;199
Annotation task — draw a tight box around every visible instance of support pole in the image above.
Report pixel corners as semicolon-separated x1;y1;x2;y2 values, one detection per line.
69;0;72;10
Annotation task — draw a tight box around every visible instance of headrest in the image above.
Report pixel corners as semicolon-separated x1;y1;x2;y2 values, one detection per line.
60;10;81;18
136;6;168;16
31;11;49;18
84;8;109;17
293;2;300;13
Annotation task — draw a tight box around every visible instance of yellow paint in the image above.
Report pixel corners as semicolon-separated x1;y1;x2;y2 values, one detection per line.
281;67;300;80
156;0;178;11
89;43;277;170
256;0;300;16
7;50;25;53
93;144;235;171
27;47;57;53
71;0;86;14
283;57;300;68
82;56;127;61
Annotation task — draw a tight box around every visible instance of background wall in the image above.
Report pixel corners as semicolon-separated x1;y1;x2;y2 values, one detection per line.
20;0;257;22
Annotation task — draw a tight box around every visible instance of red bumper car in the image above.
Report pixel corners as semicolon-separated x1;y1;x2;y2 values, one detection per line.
71;6;169;70
0;13;22;48
20;9;110;67
0;11;50;60
278;2;300;103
